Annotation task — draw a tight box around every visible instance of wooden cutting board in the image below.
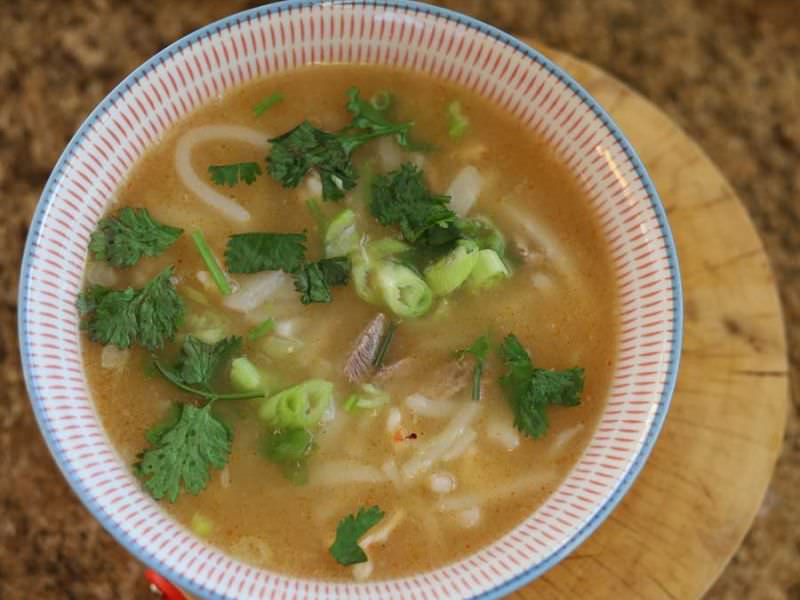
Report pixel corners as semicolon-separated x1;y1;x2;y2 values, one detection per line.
168;47;789;600
509;44;790;599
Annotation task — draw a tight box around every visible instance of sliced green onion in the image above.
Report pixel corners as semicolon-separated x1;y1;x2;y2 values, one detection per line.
247;318;275;341
370;90;394;112
344;394;359;412
191;513;214;537
372;321;397;369
447;100;470;139
253;91;284;117
324;209;359;257
344;384;391;413
465;249;510;291
423;239;480;296
259;379;333;429
182;286;209;306
191;230;232;296
375;262;433;318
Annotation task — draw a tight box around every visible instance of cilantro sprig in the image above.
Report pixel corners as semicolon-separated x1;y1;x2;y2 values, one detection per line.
89;207;183;268
267;87;414;202
369;163;458;246
456;333;490;401
153;335;264;401
329;506;384;565
77;267;184;351
208;162;263;187
498;334;584;438
135;402;231;502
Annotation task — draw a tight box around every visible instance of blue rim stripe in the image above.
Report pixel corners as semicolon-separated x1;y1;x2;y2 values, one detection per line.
18;1;683;599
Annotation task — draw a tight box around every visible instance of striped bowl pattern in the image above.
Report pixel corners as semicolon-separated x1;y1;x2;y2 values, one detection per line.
18;1;682;599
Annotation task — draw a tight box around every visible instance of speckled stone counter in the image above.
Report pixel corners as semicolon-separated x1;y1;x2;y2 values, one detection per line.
1;2;797;598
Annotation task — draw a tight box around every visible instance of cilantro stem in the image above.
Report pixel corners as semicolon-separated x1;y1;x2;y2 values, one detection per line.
306;197;328;234
247;318;275;341
153;360;264;401
253;91;284;117
372;321;397;369
191;230;232;296
472;360;483;401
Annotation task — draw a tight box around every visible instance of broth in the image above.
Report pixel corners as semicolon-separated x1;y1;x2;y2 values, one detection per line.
82;65;617;580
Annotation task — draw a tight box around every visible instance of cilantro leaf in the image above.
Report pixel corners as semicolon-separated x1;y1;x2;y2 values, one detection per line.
267;121;359;202
224;232;307;274
498;334;584;438
369;163;457;245
329;506;384;565
253;91;284;117
208;162;263;187
78;267;184;351
293;256;351;304
267;88;416;201
89;207;183;268
345;87;413;147
175;335;242;389
456;333;490;401
136;402;231;502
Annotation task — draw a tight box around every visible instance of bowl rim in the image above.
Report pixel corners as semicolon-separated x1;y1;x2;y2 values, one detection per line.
18;1;683;598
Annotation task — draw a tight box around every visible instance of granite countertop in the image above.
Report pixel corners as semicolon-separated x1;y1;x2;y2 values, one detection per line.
1;1;797;598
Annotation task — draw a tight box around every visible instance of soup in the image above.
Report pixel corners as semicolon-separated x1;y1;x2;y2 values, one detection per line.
79;65;617;581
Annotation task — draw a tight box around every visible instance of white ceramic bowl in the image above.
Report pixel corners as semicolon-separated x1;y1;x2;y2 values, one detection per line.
19;2;682;598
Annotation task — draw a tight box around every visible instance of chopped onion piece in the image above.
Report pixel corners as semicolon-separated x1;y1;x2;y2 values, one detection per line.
487;415;520;451
223;271;293;313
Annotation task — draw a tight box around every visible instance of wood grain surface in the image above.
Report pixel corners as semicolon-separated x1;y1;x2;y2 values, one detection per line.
506;44;790;600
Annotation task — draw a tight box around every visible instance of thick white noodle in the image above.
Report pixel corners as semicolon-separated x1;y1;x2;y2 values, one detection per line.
309;459;387;487
548;423;585;458
486;412;520;451
440;427;477;462
436;472;557;512
446;165;481;216
360;510;405;549
405;393;457;419
175;125;270;222
500;203;574;273
401;402;481;480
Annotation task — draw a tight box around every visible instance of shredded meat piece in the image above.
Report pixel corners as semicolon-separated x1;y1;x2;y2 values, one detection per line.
344;313;388;382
